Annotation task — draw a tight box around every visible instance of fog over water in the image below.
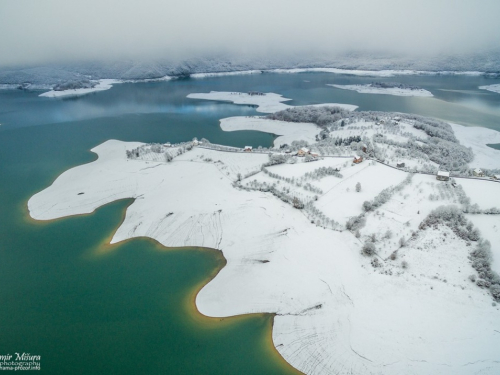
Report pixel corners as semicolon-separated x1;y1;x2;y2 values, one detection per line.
1;0;500;67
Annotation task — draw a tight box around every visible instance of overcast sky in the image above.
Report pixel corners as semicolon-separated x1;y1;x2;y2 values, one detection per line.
1;0;499;67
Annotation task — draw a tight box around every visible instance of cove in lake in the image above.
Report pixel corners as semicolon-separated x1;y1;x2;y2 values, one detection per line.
1;71;499;374
487;143;500;150
0;116;297;374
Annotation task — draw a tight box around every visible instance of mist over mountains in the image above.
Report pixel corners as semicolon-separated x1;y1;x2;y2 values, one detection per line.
1;49;500;89
1;0;500;87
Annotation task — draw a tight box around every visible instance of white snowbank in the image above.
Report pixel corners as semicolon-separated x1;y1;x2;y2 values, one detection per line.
190;70;262;78
187;91;358;114
39;79;120;98
479;84;500;94
449;123;500;169
328;84;433;97
220;117;320;147
269;68;484;77
28;140;500;375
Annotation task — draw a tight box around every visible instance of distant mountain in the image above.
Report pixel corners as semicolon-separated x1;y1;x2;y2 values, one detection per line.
1;49;499;88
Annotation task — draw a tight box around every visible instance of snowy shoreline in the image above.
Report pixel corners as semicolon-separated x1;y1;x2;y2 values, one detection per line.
190;70;262;78
449;122;500;169
269;67;486;77
220;117;321;147
328;83;433;97
188;67;488;78
39;79;121;98
479;84;500;94
0;67;493;96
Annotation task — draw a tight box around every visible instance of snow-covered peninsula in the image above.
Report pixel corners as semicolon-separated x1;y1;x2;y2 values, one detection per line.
328;83;433;97
39;79;121;98
187;91;358;114
28;95;500;375
479;84;500;94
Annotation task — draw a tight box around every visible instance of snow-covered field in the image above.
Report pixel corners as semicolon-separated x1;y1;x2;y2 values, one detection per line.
479;84;500;94
328;84;433;97
28;136;500;375
39;79;121;98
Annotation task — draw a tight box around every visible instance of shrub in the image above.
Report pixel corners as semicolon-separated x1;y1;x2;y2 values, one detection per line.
477;279;491;288
362;241;376;256
490;284;500;300
399;237;406;247
362;201;373;212
346;215;366;231
292;197;304;209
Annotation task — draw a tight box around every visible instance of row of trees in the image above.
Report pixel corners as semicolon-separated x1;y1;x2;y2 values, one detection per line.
126;141;193;162
267;105;349;128
370;82;422;91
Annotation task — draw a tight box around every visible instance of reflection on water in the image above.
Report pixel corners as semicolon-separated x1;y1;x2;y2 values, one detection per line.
1;72;499;132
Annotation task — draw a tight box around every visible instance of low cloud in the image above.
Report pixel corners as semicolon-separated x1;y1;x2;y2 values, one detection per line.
1;0;499;67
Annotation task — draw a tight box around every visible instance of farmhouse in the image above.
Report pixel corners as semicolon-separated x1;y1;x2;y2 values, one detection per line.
493;175;500;180
297;147;310;157
397;162;405;168
353;155;363;164
473;168;484;177
244;146;253;152
360;143;367;153
436;171;450;181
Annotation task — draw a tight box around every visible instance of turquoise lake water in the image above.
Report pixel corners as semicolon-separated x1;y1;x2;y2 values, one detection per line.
0;72;499;374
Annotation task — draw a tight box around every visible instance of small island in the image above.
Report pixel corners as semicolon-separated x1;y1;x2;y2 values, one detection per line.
39;79;120;98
